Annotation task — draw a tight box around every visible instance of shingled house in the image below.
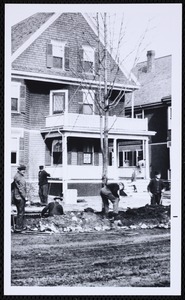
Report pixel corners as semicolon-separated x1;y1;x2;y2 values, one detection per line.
10;13;155;198
125;51;171;181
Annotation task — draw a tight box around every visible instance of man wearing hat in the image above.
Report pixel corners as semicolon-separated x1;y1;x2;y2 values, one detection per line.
147;171;165;205
13;165;27;232
38;165;50;205
41;196;64;217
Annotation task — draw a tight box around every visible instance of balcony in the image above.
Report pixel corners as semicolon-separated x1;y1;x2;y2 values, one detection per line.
45;113;148;135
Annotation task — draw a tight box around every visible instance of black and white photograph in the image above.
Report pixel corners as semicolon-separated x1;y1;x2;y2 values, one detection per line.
4;3;182;296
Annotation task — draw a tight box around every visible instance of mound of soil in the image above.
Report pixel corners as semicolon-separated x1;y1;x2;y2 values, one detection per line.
24;204;170;233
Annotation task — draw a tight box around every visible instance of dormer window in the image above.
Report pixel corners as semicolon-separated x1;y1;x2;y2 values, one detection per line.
82;46;95;73
46;40;69;70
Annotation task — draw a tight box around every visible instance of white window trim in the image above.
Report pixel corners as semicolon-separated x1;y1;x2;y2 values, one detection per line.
49;89;68;115
11;82;21;113
82;45;95;74
51;40;66;70
82;89;95;114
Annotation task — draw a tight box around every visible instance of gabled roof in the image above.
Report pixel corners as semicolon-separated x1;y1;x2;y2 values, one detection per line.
11;12;139;88
125;54;171;107
11;13;54;54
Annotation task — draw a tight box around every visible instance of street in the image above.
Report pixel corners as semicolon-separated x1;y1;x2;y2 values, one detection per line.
11;228;170;287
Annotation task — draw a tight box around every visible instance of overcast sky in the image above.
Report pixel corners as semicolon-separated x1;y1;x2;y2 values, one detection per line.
6;3;182;71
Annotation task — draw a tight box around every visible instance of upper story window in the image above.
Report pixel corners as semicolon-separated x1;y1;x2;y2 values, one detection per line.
46;40;69;70
50;90;68;115
11;82;21;113
82;90;94;115
82;46;95;74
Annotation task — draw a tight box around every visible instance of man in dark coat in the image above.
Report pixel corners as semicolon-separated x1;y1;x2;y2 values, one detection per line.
147;171;165;205
41;197;64;217
13;165;28;232
38;165;50;205
100;182;126;217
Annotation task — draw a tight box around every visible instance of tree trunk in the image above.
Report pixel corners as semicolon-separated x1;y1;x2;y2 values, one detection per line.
102;12;108;186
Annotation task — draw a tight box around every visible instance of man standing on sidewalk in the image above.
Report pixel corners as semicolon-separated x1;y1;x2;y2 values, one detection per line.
13;164;28;232
38;166;50;205
147;171;165;205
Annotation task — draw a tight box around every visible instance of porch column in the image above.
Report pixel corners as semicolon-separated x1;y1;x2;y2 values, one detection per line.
145;138;150;179
113;138;118;180
62;133;68;201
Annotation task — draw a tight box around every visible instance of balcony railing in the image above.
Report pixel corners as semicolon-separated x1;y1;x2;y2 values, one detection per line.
45;113;148;133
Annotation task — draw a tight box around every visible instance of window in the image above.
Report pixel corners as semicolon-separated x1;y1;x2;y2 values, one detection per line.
135;113;142;119
124;151;136;167
46;40;69;70
11;137;18;164
52;140;62;165
50;90;68;115
11;82;20;112
119;150;137;167
82;90;94;115
52;41;64;68
83;145;92;164
82;46;95;73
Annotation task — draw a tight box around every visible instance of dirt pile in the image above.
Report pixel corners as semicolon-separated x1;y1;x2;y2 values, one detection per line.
24;204;170;233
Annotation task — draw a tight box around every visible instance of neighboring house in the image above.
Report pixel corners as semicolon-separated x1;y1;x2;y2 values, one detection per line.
125;51;171;181
10;13;155;198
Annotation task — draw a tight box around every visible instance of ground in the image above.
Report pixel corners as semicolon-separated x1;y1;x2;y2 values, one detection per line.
11;204;171;287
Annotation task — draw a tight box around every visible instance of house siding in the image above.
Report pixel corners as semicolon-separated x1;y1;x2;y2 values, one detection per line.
12;13;129;84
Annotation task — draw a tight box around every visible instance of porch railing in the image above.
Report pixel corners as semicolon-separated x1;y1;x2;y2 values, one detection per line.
45;113;148;133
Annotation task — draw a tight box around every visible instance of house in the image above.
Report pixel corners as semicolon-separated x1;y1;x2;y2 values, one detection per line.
10;12;155;199
125;51;171;182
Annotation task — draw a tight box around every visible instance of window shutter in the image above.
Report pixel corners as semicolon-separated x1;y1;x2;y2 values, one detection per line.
47;43;53;68
77;152;83;165
45;144;51;166
19;85;26;114
78;90;84;114
94;152;99;166
19;137;24;150
94;50;99;76
67;152;72;165
79;103;83;114
77;48;84;73
64;46;70;71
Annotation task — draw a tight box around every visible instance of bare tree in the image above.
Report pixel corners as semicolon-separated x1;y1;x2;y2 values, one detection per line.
66;12;151;186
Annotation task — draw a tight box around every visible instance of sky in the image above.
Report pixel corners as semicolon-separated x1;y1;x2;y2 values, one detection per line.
6;3;182;71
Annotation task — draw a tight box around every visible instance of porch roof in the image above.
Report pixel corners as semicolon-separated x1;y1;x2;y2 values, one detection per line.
40;126;156;139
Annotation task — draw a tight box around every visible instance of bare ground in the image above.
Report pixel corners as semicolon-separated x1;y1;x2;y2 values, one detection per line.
11;205;171;287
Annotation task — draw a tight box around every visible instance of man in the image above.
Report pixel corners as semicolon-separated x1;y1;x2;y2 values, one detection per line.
147;171;165;205
100;182;126;217
38;165;50;205
41;197;64;217
12;165;28;232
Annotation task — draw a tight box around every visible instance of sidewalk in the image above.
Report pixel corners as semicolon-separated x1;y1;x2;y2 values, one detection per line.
11;190;171;215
